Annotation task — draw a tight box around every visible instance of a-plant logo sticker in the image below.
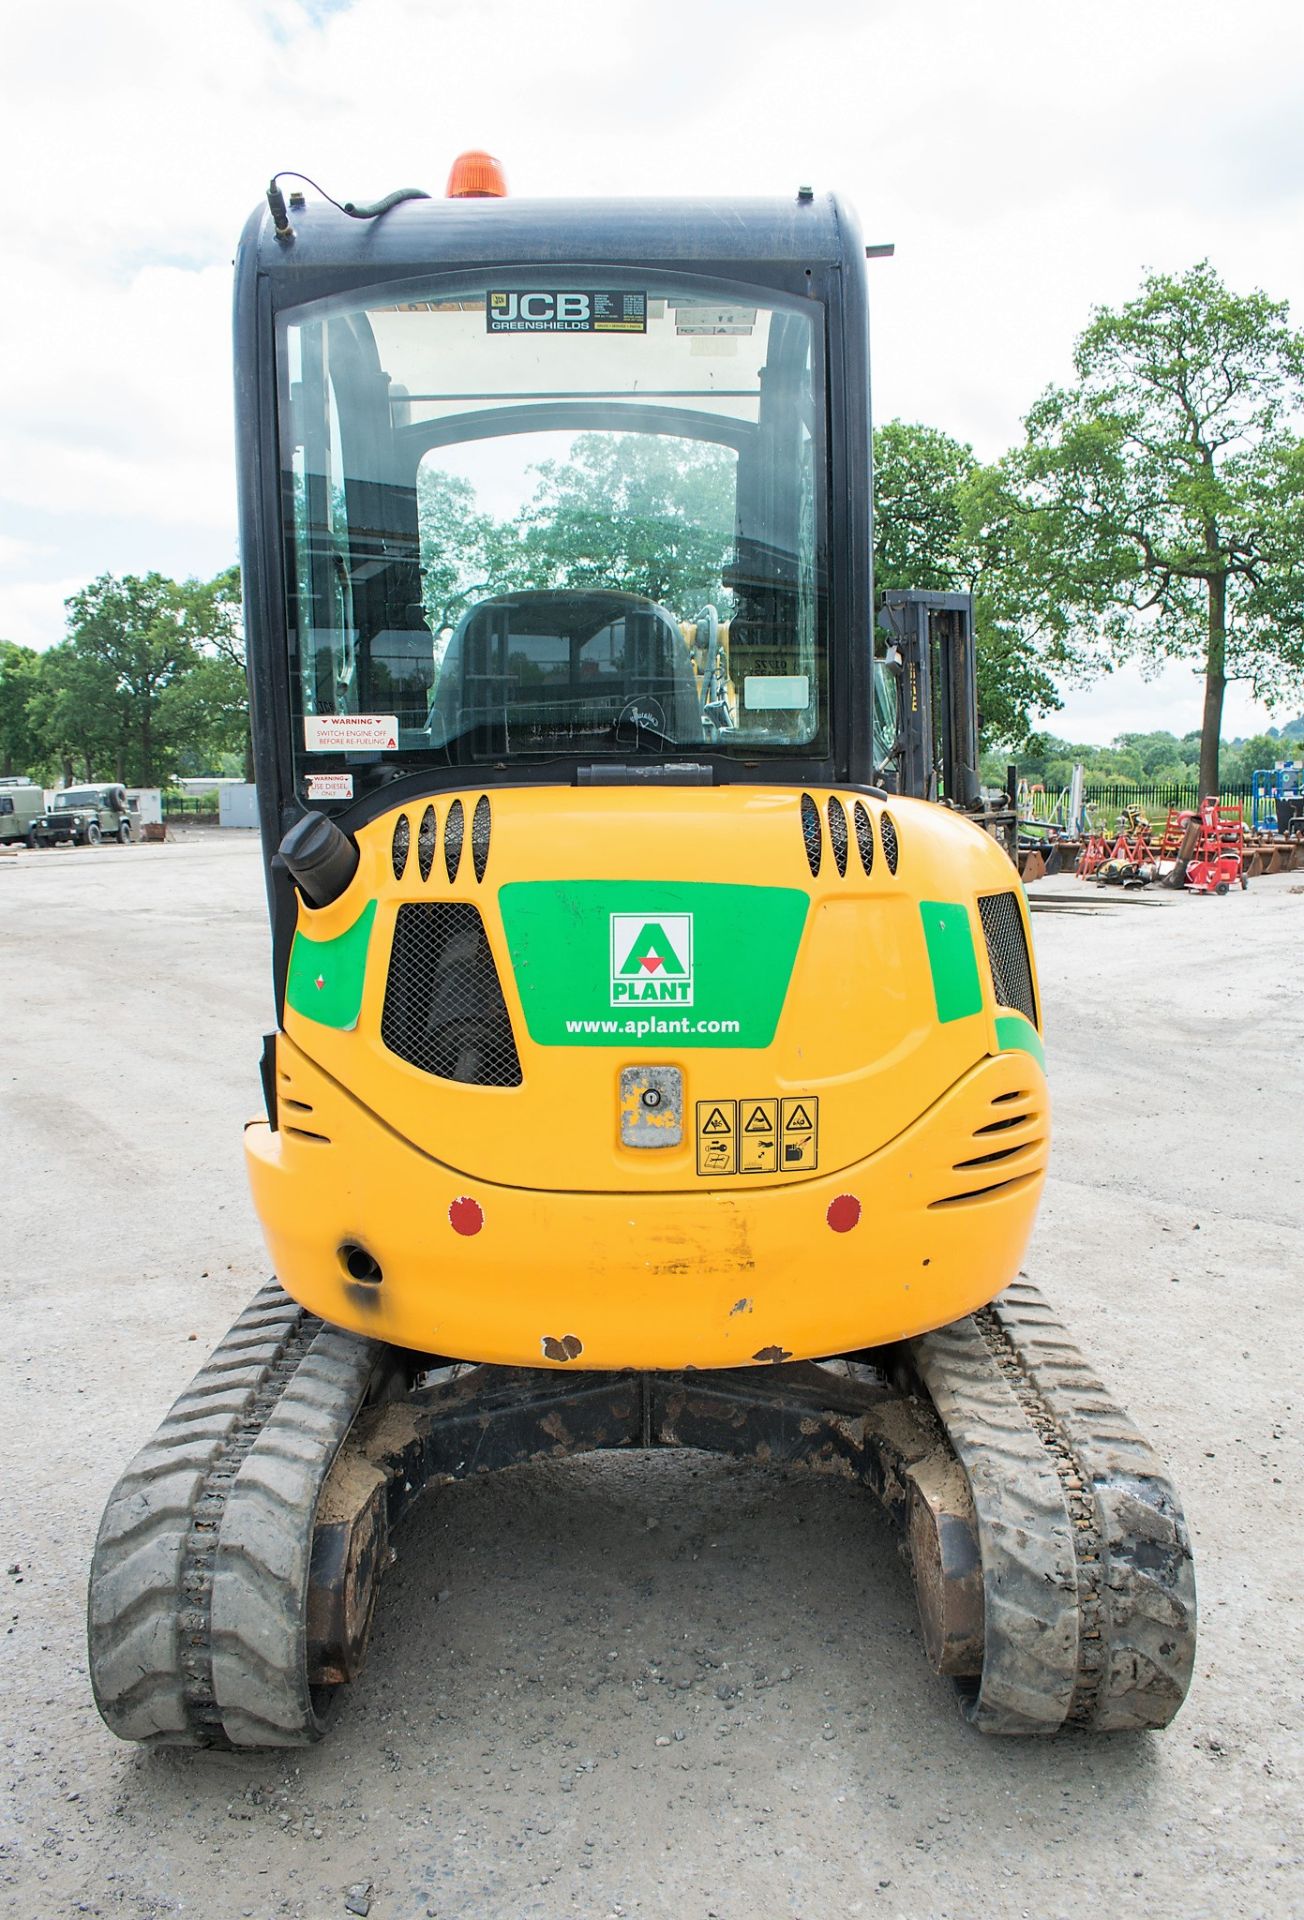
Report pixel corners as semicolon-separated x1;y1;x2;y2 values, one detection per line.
610;914;694;1006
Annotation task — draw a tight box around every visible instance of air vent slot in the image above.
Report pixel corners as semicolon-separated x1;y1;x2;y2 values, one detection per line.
471;794;491;883
381;902;523;1087
827;796;849;877
800;793;822;878
391;812;410;881
978;891;1038;1026
880;810;899;874
416;805;436;883
444;797;465;884
853;800;874;875
928;1171;1041;1210
954;1143;1032;1170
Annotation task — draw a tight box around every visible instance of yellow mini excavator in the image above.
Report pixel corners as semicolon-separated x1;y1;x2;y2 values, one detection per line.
88;157;1195;1747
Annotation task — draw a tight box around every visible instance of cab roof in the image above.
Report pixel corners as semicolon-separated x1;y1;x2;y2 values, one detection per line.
238;190;862;306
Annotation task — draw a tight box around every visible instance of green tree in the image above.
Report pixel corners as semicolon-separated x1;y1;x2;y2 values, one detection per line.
159;654;250;775
0;641;44;777
61;573;202;785
176;566;251;778
1012;262;1304;794
873;420;974;591
1219;731;1287;785
26;639;122;785
1113;729;1194;779
872;421;1062;748
31;570;249;788
416;467;503;638
503;434;736;613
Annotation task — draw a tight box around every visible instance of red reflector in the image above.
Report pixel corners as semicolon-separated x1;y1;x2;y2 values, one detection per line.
449;1195;484;1236
826;1194;861;1233
446;150;507;198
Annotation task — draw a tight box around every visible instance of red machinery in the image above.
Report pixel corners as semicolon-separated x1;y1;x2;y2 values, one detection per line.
1077;808;1156;884
1182;798;1246;895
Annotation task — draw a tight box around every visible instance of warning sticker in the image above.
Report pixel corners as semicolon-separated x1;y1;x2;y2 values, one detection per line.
486;291;648;334
739;1098;778;1174
780;1097;819;1171
306;772;354;801
695;1101;737;1177
695;1096;819;1175
304;714;398;753
674;304;757;336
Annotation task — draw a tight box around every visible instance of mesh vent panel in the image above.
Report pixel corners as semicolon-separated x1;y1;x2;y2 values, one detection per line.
391;813;410;881
853;801;874;875
471;794;491;883
979;891;1038;1026
827;796;849;876
444;797;464;883
881;810;899;874
800;793;822;877
416;805;436;883
381;903;523;1087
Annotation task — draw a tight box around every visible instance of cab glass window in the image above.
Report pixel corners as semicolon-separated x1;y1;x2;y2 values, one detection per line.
278;279;828;772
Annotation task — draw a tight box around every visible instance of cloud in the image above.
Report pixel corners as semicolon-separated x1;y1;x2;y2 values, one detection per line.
1048;658;1295;747
3;0;1304;688
0;536;54;572
0;261;234;519
0;578;84;651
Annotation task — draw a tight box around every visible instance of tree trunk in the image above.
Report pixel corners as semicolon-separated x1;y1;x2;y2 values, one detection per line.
1199;572;1226;798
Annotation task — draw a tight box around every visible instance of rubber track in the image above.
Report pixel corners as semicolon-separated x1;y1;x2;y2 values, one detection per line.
910;1281;1196;1735
985;1278;1197;1731
88;1283;379;1749
909;1316;1080;1734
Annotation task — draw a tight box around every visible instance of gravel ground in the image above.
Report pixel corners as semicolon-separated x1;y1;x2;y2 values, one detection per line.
1;831;1300;1920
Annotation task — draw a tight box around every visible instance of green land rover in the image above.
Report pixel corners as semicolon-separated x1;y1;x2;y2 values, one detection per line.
0;779;45;846
31;786;136;848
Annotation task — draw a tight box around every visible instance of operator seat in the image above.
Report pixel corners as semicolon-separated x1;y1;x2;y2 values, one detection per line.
428;589;703;749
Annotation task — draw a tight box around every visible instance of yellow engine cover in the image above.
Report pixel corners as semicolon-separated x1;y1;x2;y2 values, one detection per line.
244;787;1049;1368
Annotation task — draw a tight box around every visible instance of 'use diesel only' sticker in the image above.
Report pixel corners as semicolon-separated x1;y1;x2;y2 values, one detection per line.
487;291;647;333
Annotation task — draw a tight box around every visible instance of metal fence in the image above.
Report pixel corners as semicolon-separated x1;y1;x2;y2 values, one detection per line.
161;793;219;818
1081;781;1254;817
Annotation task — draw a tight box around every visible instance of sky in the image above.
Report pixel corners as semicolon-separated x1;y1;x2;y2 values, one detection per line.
3;0;1303;744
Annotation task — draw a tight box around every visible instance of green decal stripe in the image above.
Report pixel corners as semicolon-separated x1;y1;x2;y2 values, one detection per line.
499;880;808;1050
995;1012;1046;1068
919;900;984;1023
285;900;377;1031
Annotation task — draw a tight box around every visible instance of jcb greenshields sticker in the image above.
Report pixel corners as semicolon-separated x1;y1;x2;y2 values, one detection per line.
486;290;648;333
499;882;807;1048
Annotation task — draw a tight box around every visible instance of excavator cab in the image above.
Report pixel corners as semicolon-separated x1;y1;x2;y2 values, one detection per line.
87;167;1195;1751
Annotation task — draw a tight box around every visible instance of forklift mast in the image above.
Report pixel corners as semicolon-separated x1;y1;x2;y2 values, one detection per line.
876;588;1017;860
